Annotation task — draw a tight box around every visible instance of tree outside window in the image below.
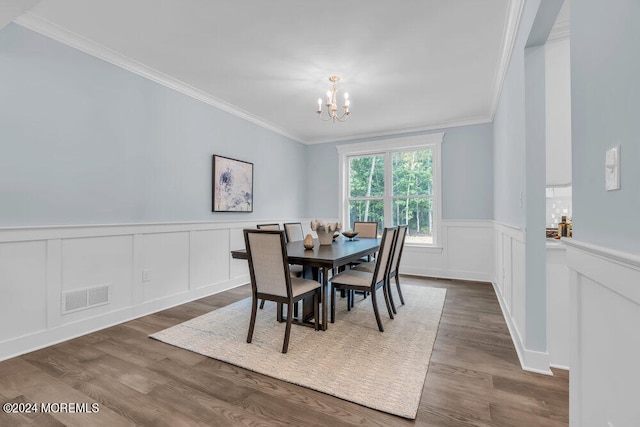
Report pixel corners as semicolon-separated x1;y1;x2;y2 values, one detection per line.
347;149;434;244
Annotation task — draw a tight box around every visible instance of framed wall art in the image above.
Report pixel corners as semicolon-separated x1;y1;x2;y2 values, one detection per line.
212;155;253;212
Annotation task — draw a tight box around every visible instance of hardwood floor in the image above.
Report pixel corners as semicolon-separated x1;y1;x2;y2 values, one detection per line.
0;277;568;426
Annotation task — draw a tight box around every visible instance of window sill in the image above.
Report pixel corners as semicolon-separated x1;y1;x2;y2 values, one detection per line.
404;245;444;254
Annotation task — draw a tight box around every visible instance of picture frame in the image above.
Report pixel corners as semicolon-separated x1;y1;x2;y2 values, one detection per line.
212;155;254;212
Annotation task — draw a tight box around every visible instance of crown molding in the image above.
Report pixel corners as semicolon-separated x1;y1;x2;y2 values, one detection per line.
13;12;305;144
305;115;491;145
489;0;525;121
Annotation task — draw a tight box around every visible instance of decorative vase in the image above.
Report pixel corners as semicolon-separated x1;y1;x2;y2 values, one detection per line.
303;234;314;250
316;229;335;245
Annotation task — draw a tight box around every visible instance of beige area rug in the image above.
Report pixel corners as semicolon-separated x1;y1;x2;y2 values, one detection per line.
150;284;446;419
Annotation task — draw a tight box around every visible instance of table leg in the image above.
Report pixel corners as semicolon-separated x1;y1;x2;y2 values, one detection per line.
321;266;328;331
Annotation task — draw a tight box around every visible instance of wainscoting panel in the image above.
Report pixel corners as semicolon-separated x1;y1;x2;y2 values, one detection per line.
565;240;640;427
400;220;494;282
492;222;551;374
0;240;47;342
546;242;570;369
141;232;190;303
447;223;494;277
0;221;258;361
60;235;133;325
190;229;230;290
229;227;249;280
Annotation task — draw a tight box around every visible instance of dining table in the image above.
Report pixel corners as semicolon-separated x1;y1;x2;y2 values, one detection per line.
231;236;380;330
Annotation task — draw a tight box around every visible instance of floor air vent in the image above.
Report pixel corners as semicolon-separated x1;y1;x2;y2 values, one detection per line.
62;284;110;314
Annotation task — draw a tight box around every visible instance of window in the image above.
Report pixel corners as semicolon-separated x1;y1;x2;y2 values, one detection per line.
338;134;442;246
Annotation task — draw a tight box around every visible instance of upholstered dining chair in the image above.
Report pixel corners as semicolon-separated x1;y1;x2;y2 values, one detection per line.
355;225;407;314
330;227;397;332
243;229;321;353
256;223;302;309
345;221;380;302
283;222;304;242
353;221;378;238
257;223;280;231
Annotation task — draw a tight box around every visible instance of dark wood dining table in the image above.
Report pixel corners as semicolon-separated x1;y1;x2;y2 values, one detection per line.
231;237;380;330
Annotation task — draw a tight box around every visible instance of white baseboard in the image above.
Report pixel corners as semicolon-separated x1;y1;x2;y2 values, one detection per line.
491;281;552;375
0;275;249;362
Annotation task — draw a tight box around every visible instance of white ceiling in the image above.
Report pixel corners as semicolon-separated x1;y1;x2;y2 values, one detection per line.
14;0;521;144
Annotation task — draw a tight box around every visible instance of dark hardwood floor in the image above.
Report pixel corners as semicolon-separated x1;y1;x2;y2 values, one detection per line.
0;277;568;426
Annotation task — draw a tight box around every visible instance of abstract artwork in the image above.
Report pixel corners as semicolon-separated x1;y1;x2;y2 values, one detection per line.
212;155;253;212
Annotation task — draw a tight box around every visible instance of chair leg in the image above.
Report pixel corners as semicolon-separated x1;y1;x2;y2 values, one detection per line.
314;291;319;331
247;297;258;343
370;288;384;332
347;289;352;311
395;272;405;305
387;277;397;314
259;299;265;309
382;282;394;319
331;285;336;323
277;303;283;322
282;303;294;353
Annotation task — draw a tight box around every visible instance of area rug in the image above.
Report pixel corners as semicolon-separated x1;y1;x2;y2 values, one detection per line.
150;284;446;419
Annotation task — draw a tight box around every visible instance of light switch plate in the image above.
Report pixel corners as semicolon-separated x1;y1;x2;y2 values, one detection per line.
605;145;620;191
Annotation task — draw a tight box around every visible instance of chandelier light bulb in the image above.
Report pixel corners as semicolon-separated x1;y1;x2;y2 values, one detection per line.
316;76;351;122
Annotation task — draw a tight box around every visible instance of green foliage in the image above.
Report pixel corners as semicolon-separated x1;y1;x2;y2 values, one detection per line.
348;149;433;236
349;155;384;197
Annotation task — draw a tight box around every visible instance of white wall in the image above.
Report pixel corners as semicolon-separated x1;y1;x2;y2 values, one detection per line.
0;221;254;360
546;242;570;369
401;220;494;283
545;37;572;186
0;217;497;361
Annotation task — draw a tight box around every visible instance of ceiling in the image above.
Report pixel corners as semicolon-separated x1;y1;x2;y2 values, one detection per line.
12;0;522;144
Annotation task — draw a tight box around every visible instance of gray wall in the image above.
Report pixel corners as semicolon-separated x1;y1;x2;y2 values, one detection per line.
0;24;306;227
524;44;547;352
305;123;494;221
571;0;640;255
493;46;526;227
493;0;548;353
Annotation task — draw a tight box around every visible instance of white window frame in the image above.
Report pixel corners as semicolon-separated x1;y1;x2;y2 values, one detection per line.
337;133;443;247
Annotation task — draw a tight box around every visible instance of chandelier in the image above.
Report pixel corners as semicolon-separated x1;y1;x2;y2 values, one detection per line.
316;76;350;122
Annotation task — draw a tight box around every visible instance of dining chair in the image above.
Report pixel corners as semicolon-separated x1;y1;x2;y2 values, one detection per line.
257;223;281;231
283;222;304;242
330;227;397;332
355;225;407;314
353;221;378;238
256;223;303;309
243;229;321;353
346;221;380;302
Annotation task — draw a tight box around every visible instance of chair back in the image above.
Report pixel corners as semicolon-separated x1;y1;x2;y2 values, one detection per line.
371;227;397;285
243;229;290;298
257;223;280;231
354;221;378;238
284;222;304;242
390;225;407;275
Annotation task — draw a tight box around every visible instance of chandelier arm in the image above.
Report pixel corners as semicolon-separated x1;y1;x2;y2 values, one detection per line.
316;75;350;123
